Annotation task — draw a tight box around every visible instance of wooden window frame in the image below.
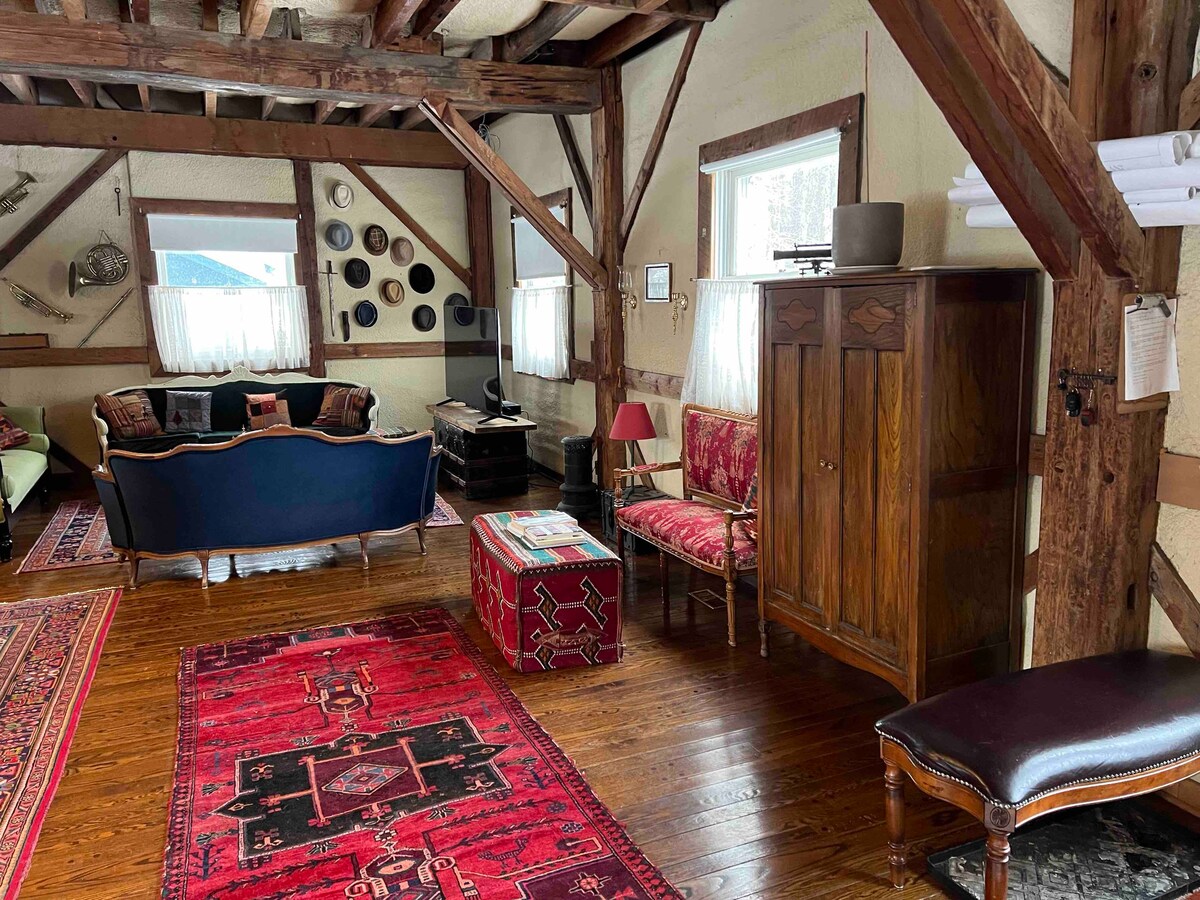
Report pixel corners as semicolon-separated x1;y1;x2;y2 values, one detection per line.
697;94;863;279
508;187;576;383
130;197;323;378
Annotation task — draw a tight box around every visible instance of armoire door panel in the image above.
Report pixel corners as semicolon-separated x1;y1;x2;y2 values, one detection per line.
839;284;909;351
770;288;825;346
872;349;909;664
839;348;877;636
798;344;829;624
764;342;801;610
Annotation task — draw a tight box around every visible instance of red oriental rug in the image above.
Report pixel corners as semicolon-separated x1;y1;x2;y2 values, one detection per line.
429;494;464;528
17;501;120;574
0;587;120;899
164;609;679;900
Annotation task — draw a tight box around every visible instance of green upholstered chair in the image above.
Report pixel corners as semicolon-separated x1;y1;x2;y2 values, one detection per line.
0;406;51;561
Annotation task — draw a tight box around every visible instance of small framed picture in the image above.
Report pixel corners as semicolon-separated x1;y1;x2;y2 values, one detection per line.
645;262;671;302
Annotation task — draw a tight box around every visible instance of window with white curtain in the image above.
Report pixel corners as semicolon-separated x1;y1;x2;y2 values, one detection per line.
145;214;310;373
511;284;571;380
681;279;760;414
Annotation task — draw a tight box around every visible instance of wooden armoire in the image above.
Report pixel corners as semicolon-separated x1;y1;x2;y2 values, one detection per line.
758;269;1037;701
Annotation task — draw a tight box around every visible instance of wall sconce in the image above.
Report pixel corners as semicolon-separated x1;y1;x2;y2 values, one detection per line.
670;292;689;334
618;267;638;324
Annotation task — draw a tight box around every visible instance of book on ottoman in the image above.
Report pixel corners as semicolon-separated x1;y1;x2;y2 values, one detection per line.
471;510;623;673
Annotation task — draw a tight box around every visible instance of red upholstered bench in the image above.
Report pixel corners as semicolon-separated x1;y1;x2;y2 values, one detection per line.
613;403;758;648
470;511;623;673
876;650;1200;899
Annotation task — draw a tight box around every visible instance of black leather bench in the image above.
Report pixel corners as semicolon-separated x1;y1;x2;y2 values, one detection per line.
875;650;1200;899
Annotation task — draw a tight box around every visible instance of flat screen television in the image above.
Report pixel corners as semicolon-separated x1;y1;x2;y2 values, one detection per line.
443;305;507;420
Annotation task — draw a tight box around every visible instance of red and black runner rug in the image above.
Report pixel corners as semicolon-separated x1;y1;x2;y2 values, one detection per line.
0;587;120;899
164;609;680;900
16;501;120;574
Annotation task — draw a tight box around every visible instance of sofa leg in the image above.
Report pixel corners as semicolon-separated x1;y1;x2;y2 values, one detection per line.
128;554;140;590
198;551;210;589
359;534;370;569
417;522;427;555
229;554;238;578
759;618;771;658
984;829;1011;900
725;576;737;647
885;762;907;888
659;550;669;614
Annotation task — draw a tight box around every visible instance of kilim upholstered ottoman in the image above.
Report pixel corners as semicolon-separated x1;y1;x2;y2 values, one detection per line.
470;511;623;672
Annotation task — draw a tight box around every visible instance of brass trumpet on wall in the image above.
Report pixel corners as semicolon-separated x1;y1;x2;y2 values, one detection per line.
4;280;73;322
0;173;36;218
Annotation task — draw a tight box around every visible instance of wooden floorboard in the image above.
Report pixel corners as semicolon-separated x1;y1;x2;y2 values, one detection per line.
3;481;962;899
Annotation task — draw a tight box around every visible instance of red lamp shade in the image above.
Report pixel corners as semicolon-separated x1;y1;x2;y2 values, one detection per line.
609;402;656;441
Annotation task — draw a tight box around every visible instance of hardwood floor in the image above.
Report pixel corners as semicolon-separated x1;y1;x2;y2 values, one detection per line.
3;482;969;899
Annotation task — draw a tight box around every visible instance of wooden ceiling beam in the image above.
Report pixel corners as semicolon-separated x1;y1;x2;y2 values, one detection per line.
67;78;96;107
420;97;606;288
0;73;36;104
922;0;1144;280
546;0;715;20
502;4;586;62
202;0;218;119
137;82;150;112
357;102;394;127
260;95;276;120
554;114;593;227
582;5;676;66
866;0;1079;278
239;0;273;38
372;0;425;47
58;0;86;20
620;20;701;246
313;99;337;124
0;103;467;168
410;0;461;40
1180;70;1200;129
0;12;601;113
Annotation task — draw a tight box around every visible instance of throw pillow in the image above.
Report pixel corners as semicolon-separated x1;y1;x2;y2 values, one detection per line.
245;391;291;430
165;390;212;434
0;415;30;450
312;384;370;429
95;390;164;441
741;472;758;543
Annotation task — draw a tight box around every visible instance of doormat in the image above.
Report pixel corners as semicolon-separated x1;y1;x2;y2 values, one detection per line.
163;608;681;899
928;800;1200;900
17;500;120;574
0;588;120;900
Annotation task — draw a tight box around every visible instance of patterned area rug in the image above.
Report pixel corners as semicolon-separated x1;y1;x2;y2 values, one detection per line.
16;501;120;574
163;609;678;899
929;801;1200;900
0;588;120;900
428;493;464;528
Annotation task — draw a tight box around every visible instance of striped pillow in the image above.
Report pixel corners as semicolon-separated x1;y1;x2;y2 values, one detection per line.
312;384;370;429
0;415;30;450
95;390;163;441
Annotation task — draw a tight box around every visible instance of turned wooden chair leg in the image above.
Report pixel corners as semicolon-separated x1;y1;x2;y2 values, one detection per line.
417;522;427;555
359;534;370;569
884;763;907;888
725;576;737;647
984;829;1011;900
198;551;211;589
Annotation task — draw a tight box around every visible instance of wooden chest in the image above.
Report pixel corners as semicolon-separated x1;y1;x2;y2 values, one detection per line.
758;269;1037;701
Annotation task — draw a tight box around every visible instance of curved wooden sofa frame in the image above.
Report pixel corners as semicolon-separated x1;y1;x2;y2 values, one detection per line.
881;736;1200;899
95;425;441;589
90;365;381;459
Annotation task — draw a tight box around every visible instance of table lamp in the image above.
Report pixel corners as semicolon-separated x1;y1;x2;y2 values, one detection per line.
610;402;656;497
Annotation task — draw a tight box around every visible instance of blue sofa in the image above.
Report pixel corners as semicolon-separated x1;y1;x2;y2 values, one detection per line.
94;427;441;588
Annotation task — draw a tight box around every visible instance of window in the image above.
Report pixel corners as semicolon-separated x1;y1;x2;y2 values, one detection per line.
137;208;312;374
705;130;841;279
509;189;573;380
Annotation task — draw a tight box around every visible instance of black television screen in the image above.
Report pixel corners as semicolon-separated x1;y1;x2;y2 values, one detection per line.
444;306;504;415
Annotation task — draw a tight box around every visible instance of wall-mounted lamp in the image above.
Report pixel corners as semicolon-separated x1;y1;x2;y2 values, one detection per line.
670;292;689;334
618;267;638;324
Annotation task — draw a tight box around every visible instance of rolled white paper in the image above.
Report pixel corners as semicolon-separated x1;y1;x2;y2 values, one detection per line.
1122;187;1196;205
1112;158;1200;191
953;176;986;187
947;183;1001;206
1128;197;1200;226
1188;132;1200;158
964;204;1015;228
1097;133;1189;170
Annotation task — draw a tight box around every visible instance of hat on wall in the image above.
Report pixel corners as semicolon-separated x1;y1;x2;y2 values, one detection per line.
324;220;353;252
328;181;354;209
412;304;437;332
344;257;371;289
380;278;404;306
354;299;379;328
390;237;415;266
409;263;435;294
364;224;388;256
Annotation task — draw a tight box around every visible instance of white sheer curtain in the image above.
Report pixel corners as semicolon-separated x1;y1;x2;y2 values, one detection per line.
149;285;311;373
511;284;571;379
681;279;760;414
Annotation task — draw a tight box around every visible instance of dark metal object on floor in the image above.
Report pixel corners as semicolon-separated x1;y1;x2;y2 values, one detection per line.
557;434;599;518
600;485;668;553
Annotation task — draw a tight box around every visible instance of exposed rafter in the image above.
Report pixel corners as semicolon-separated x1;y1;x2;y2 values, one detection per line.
372;0;425;47
239;0;273;38
500;4;586;62
547;0;715;20
554;114;593;226
420;97;606;289
583;5;677;66
411;0;462;40
357;102;394;127
313;99;338;124
0;73;36;104
0;12;602;114
0;103;466;168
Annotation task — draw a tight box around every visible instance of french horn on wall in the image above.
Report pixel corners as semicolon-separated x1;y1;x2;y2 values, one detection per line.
69;240;130;296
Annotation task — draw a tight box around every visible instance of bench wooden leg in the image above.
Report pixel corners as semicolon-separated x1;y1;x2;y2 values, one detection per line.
884;763;907;888
985;830;1010;900
725;576;737;647
659;551;669;626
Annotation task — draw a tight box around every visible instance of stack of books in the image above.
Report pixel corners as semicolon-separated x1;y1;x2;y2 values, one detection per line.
506;513;590;549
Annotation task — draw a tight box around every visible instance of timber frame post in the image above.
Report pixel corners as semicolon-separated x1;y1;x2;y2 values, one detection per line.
591;64;628;485
1032;0;1197;664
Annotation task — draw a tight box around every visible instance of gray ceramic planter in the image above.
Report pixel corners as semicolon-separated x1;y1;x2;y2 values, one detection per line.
832;202;905;267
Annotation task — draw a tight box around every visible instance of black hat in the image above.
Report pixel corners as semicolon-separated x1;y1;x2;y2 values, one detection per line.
344;257;371;289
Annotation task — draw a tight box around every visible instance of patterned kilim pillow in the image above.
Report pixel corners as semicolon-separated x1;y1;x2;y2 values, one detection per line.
0;415;30;450
95;390;163;441
245;391;291;430
165;390;212;434
312;384;370;429
741;472;758;543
